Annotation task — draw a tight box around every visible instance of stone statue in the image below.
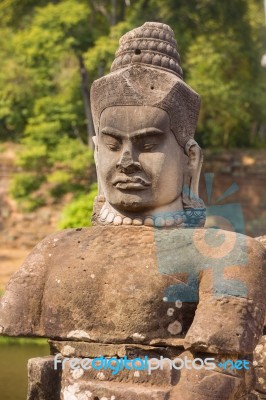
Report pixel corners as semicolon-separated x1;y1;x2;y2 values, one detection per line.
1;22;266;400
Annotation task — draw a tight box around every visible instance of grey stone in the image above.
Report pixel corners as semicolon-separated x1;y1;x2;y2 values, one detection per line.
27;356;61;400
254;335;266;394
0;227;265;357
59;350;254;400
49;340;183;359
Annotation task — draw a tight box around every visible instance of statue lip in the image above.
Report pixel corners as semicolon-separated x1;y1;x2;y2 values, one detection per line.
113;176;151;189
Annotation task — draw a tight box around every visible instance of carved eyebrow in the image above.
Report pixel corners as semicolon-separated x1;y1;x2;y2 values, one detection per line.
100;128;123;140
100;127;164;139
132;128;164;139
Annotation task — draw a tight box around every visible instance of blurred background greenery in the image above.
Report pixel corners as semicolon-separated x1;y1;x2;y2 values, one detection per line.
0;0;266;226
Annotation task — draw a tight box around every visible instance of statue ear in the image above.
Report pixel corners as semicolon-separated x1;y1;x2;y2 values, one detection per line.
92;135;98;151
92;135;103;198
92;135;98;172
182;139;204;208
91;135;105;224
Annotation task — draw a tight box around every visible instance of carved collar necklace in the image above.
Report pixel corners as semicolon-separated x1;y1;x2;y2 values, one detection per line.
97;202;206;228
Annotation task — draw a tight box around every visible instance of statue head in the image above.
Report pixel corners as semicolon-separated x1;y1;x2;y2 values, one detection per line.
91;22;205;227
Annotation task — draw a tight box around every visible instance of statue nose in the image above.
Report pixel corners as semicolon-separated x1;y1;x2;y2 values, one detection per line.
117;150;141;173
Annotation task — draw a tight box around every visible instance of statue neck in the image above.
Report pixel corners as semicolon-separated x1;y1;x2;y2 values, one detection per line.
97;198;190;227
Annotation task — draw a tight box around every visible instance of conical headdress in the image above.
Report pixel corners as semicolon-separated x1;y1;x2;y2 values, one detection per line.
91;22;200;148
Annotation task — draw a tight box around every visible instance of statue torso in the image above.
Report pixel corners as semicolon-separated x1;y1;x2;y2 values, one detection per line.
1;225;263;354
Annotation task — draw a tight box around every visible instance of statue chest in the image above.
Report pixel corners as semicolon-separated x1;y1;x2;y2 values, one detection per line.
40;226;196;343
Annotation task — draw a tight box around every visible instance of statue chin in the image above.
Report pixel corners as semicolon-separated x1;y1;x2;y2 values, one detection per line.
107;191;154;213
105;189;184;215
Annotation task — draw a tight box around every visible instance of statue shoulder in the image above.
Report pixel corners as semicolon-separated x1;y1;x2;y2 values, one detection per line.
0;227;93;337
19;226;98;264
255;234;266;252
190;228;266;270
3;226;98;289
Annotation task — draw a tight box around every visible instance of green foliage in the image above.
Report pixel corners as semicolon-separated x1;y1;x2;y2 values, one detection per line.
16;143;48;169
21;196;46;212
0;0;99;143
12;136;93;209
58;183;98;229
0;0;266;226
186;33;252;147
48;136;94;174
0;28;33;140
0;337;48;345
85;21;133;78
1;0;265;147
10;173;44;199
9;172;46;211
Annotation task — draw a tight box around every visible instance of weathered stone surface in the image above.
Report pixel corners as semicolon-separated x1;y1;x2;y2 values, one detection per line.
59;350;255;400
255;235;266;329
60;351;174;399
27;356;61;400
1;226;265;356
254;236;266;399
49;340;184;359
169;351;256;400
256;395;266;400
170;372;249;400
254;335;266;395
256;236;266;248
237;396;258;400
61;381;170;400
61;356;175;387
149;338;185;347
0;226;196;340
184;295;265;355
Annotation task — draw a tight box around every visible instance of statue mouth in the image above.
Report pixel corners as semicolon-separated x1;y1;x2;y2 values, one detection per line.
113;176;151;190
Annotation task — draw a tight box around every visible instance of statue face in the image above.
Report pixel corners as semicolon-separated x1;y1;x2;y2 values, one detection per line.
97;105;184;212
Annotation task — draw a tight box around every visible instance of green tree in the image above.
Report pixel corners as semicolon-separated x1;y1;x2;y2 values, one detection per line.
4;0;97;210
0;0;265;225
